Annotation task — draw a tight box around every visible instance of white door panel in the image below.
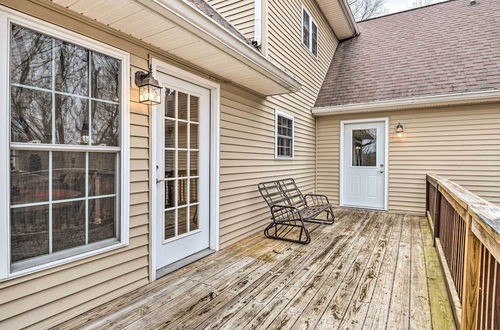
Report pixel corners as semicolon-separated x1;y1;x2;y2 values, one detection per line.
342;121;386;209
155;73;210;270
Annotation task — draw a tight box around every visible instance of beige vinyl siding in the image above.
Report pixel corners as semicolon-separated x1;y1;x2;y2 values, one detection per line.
207;0;255;40
0;1;151;328
218;0;339;247
316;102;500;214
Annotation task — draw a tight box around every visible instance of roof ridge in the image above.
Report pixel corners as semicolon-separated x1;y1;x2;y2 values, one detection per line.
358;0;459;23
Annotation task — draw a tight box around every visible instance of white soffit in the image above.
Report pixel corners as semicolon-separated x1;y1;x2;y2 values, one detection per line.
316;0;358;40
50;0;301;95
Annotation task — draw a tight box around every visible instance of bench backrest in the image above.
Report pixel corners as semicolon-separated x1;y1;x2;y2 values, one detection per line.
258;178;306;209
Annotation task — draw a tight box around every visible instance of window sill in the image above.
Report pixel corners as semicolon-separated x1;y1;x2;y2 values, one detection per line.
2;238;128;282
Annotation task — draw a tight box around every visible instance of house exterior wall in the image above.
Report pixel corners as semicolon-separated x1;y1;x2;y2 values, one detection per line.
207;0;255;41
218;0;339;247
0;0;338;327
316;102;500;214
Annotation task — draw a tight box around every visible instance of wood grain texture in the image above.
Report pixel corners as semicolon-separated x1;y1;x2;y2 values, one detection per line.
54;209;454;329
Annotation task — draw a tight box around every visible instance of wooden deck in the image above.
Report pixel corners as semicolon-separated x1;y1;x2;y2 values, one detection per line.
56;209;455;329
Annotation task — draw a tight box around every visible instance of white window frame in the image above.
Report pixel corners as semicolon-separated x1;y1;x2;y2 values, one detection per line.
275;110;294;160
0;6;130;280
301;5;318;58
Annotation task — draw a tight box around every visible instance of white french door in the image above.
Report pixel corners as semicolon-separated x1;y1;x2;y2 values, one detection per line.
342;120;387;210
155;72;210;270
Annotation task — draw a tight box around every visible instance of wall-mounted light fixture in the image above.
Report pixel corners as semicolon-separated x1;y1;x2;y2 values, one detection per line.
395;122;404;138
135;65;162;105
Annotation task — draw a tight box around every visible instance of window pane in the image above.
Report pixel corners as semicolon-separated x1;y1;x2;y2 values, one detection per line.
277;137;292;157
89;152;116;196
10;150;49;205
165;119;175;148
352;129;377;167
52;201;85;252
10;24;52;89
178;122;187;149
165;180;175;209
302;10;310;47
55;95;89;145
11;86;52;143
190;151;198;176
91;52;120;102
190;95;199;122
165;209;175;239
179;151;188;177
54;40;89;96
88;197;116;243
189;205;198;231
165;89;175;118
178;207;188;235
11;205;49;263
178;179;188;206
190;179;198;204
190;123;198;149
312;23;318;56
52;151;85;201
92;101;119;146
178;92;188;120
165;150;175;179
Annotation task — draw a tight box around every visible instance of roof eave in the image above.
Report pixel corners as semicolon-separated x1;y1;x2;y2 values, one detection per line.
312;90;500;116
315;0;359;40
138;0;301;95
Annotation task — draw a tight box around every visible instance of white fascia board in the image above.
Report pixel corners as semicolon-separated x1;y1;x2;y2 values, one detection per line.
134;0;301;94
312;90;500;116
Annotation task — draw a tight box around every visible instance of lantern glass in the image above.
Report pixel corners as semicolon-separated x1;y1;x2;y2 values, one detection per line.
139;84;162;105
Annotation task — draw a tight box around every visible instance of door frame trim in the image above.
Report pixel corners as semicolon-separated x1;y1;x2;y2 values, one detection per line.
339;117;389;211
149;59;220;281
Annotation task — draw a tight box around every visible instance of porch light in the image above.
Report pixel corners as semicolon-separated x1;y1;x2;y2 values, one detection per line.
135;65;162;105
395;122;404;138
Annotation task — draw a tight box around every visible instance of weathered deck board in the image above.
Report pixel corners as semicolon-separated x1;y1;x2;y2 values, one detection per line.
55;209;454;330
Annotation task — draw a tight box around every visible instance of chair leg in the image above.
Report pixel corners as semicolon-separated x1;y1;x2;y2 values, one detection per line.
306;208;335;225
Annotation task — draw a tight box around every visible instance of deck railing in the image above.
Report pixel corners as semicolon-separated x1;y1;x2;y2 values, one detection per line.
426;174;500;330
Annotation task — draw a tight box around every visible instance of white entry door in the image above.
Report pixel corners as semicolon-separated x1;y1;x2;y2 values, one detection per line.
342;120;387;209
155;72;210;270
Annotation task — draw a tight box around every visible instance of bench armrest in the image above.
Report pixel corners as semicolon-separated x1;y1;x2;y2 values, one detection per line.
304;193;330;206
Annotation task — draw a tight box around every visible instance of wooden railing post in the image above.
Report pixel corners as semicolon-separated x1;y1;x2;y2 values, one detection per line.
460;213;481;330
433;184;441;247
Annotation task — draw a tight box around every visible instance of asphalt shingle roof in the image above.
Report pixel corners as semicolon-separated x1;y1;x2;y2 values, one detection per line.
315;0;500;108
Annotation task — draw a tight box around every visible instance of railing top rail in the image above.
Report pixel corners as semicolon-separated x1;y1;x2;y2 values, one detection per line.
426;174;500;237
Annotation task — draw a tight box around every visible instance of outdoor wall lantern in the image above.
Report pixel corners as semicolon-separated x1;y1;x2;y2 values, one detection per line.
135;65;162;105
395;122;405;138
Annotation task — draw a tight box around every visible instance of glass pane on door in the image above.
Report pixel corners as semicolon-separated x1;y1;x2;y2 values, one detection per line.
352;129;377;167
163;88;201;241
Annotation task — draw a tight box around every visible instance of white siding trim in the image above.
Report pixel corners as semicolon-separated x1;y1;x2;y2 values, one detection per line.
275;109;295;160
313;90;500;116
0;6;130;281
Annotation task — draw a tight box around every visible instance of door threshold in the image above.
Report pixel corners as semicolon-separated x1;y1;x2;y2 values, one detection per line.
155;248;215;279
341;205;387;211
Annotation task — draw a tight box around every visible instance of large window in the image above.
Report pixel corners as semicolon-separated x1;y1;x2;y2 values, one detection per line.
275;110;294;159
1;13;129;277
302;6;318;57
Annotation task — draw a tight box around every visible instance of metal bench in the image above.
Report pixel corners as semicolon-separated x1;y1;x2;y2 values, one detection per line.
258;178;335;244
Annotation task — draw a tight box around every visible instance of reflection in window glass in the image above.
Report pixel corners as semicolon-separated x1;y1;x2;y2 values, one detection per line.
190;95;199;122
189;205;198;231
55;95;89;145
8;24;122;268
10;150;49;205
178;207;188;235
88;197;116;243
52;201;85;252
52;151;85;200
89;153;116;196
165;209;175;239
11;86;52;143
165;89;175;118
352;129;377;167
178;179;188;206
165;180;175;209
302;10;310;48
10;205;49;263
178;92;188;120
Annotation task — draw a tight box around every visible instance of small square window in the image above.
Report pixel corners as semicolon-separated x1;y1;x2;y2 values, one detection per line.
302;6;318;57
275;111;294;159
